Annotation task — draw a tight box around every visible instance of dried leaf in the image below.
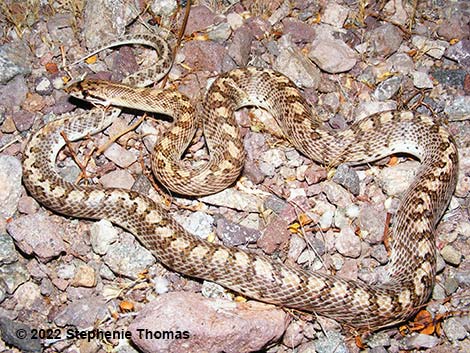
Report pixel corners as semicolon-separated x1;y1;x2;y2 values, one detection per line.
388;156;399;166
119;300;134;311
45;62;58;74
298;213;313;226
85;55;97;64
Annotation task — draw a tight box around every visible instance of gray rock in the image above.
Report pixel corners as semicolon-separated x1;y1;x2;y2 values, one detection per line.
367;24;403;57
56;263;76;279
444;96;470;121
13;281;41;310
35;77;53;95
82;0;134;48
315;331;348;353
440;245;462;266
175;211;214;239
332;165;360;196
400;333;440;349
151;0;177;17
412;71;434;89
200;188;264;213
7;213;66;262
386;53;415;75
431;69;466;89
370;244;389;265
264;195;287;214
378;160;420;196
0;317;42;352
0;233;18;265
90;219;119;255
432;283;446;300
367;331;391;348
0;155;22;219
445;39;470;68
273;36;321;88
46;13;75;47
442;317;467;341
455;261;470;287
208;22;232;42
444;277;459;295
373;76;402;101
0;42;32;84
103;233;155;278
0;261;30;294
354;100;398;120
309;38;357;73
54;296;108;330
216;217;261;246
57;163;81;183
411;35;449;59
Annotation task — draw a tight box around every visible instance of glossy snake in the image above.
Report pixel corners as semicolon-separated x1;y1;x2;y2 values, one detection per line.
22;33;458;330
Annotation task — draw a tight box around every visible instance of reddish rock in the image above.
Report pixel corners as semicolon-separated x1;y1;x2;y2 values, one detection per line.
129;292;290;353
182;41;227;72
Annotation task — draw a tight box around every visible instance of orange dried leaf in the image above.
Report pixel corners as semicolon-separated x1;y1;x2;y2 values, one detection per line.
388;156;399;166
119;300;134;311
415;309;433;326
111;309;119;320
298;213;313;226
85;55;97;64
449;38;459;45
355;335;366;349
193;33;209;41
45;62;58;74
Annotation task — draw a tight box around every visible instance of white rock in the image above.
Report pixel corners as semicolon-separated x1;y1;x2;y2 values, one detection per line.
0;155;22;218
412;71;434;89
175;211;214;239
321;1;349;28
90;219;119;255
412;35;449;59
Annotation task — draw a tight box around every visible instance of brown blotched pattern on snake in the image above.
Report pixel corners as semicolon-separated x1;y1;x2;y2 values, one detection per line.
23;34;458;331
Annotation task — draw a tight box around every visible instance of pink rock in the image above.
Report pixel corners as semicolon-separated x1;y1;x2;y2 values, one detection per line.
129;292;290;353
6;213;66;262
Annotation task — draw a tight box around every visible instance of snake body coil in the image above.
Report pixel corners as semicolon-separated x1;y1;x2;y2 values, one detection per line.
23;34;458;330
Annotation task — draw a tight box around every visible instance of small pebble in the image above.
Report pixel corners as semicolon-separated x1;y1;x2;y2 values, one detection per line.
440;245;462;266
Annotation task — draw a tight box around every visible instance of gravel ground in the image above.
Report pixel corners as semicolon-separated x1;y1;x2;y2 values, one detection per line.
0;0;469;352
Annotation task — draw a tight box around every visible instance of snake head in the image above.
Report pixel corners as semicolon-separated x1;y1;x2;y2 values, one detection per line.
65;79;114;107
